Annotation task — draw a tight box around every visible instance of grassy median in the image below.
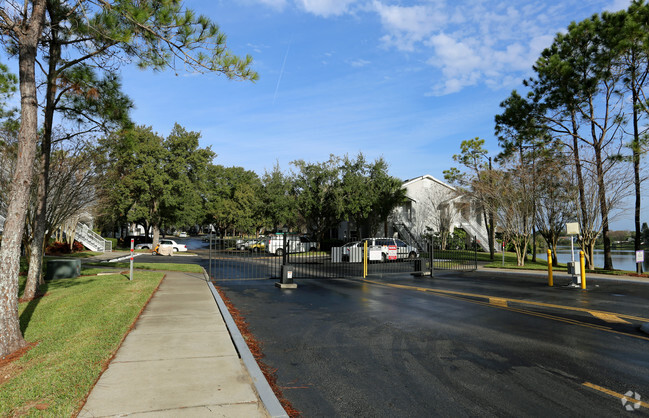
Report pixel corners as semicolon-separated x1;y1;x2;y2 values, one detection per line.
0;271;164;416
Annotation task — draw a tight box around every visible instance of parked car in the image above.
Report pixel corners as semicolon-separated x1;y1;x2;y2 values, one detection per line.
136;239;187;252
178;231;188;238
341;241;361;261
236;238;257;250
263;234;318;256
360;237;418;261
248;239;266;252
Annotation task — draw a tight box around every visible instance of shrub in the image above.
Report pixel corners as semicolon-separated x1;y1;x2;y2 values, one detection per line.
45;240;85;255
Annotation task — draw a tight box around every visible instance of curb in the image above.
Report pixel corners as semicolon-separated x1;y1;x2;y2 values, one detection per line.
202;269;288;418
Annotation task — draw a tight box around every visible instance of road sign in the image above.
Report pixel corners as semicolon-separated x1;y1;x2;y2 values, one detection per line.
388;245;397;260
566;222;580;235
636;250;644;263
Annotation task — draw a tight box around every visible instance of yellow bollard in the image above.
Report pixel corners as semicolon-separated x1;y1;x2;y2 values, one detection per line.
363;241;368;278
580;251;586;289
547;249;553;287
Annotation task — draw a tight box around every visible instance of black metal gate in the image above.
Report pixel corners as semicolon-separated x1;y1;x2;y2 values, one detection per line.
430;236;478;272
207;234;425;281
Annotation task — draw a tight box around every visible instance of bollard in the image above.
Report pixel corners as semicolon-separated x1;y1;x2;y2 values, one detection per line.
547;249;553;287
580;251;586;289
363;241;368;278
129;238;134;281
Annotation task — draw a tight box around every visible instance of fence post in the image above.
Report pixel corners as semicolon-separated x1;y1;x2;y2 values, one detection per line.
282;233;287;266
430;237;434;277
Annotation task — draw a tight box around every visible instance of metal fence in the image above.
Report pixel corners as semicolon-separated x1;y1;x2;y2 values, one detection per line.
206;234;477;281
207;235;425;281
429;236;478;272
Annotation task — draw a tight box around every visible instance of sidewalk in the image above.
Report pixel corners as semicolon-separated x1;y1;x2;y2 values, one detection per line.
79;271;271;417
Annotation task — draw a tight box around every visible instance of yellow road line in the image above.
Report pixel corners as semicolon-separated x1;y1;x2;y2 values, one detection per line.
589;311;631;324
360;279;649;342
583;382;649;409
360;278;649;323
489;297;508;307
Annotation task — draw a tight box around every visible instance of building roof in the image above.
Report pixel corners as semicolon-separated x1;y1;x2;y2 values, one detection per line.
402;174;457;191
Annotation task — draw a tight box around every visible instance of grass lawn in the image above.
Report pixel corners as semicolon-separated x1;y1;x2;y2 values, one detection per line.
84;261;204;273
480;251;643;276
1;271;164;416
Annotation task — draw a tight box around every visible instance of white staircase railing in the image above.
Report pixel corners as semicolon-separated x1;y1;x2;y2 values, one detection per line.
459;221;494;253
75;222;111;252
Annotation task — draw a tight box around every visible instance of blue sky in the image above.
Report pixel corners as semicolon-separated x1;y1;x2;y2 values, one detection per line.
6;0;643;228
118;0;645;228
121;0;630;179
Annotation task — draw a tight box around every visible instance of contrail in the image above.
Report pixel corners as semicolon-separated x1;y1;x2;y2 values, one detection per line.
273;37;292;105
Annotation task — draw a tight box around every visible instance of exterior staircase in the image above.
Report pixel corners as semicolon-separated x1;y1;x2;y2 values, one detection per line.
75;222;111;252
458;221;493;253
393;222;427;253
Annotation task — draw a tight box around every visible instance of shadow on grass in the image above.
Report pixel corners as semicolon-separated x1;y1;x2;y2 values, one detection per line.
19;280;51;334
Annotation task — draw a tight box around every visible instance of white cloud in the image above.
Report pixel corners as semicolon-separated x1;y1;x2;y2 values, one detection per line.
349;59;371;67
295;0;358;17
372;1;446;51
250;0;621;96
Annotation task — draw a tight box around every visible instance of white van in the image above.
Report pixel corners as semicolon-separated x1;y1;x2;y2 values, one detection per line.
263;235;318;256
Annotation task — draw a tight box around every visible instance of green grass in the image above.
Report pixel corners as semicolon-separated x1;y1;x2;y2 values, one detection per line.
80;267;123;275
84;262;203;273
44;251;103;259
1;271;164;417
481;251;645;276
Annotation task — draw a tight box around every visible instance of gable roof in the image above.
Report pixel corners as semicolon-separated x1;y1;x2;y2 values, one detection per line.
402;174;457;192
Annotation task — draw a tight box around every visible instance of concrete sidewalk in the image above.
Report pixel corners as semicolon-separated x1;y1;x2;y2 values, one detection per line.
79;271;270;417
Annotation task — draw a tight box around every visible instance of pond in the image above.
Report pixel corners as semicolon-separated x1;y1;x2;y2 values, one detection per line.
536;247;647;272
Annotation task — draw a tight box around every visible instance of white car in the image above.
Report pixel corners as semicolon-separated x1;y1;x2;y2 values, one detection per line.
341;241;361;261
136;239;187;252
178;232;188;238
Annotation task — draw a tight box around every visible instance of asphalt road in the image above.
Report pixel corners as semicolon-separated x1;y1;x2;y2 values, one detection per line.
215;273;649;416
111;239;649;416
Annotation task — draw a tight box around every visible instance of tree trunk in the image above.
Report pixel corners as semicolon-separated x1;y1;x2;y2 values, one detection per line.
152;224;161;247
24;19;61;300
594;145;613;270
632;80;642;255
570;114;591;267
0;0;48;357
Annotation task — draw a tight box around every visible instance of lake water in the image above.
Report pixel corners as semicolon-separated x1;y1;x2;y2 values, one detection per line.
536;247;647;272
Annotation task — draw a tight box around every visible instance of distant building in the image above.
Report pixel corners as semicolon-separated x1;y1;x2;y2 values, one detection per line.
389;175;491;252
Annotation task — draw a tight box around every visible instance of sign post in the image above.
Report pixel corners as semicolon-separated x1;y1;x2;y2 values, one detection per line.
129;238;134;281
566;223;580;287
636;250;644;274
